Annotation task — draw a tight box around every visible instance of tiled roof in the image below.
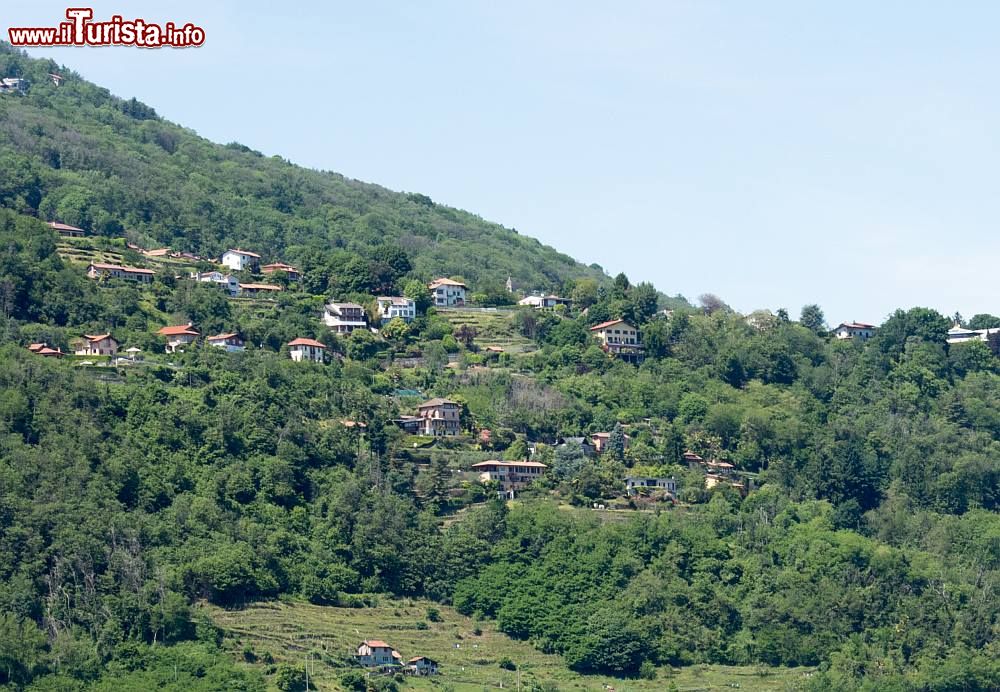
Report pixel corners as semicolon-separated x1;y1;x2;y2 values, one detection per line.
158;324;199;336
418;397;457;408
288;337;326;348
471;460;548;469
48;221;84;232
589;319;628;331
224;249;261;258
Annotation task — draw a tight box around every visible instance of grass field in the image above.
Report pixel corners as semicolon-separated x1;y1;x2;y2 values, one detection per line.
438;308;537;353
203;598;814;691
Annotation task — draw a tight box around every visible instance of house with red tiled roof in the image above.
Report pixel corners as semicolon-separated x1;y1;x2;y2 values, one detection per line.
288;337;326;363
589;319;644;363
356;641;402;667
220;249;261;272
26;342;64;357
74;334;118;357
47;221;86;237
158;324;199;353
260;262;300;281
87;262;155;284
590;431;631;454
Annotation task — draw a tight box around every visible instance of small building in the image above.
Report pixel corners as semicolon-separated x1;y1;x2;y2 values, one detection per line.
143;248;172;257
205;333;245;352
356;641;401;668
407;656;439;676
87;262;155;283
589;319;644;363
260;262;300;281
47;221;86;237
238;282;283;297
323;302;368;334
27;342;64;357
1;77;28;93
682;451;704;465
470;460;548;499
191;271;240;296
74;334;118;357
591;431;630;454
518;294;571;309
625;476;676;497
288;337;326;363
416;398;461;436
946;323;1000;345
158;324;200;353
376;296;416;324
220;249;261;273
428;278;467;307
834;322;876;340
391;415;424;434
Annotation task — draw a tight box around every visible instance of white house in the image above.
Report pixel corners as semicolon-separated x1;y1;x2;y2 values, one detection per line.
376;296;416;324
625;476;676;497
191;271;240;296
74;334;118;357
323;302;368;334
518;294;571;309
220;249;261;272
946;323;1000;345
205;333;245;352
356;641;401;668
288;337;326;363
834;322;876;340
428;278;467;307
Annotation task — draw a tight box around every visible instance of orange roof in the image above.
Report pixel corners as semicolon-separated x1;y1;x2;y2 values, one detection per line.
206;333;239;341
589;319;629;331
27;343;46;351
158;324;199;336
37;347;65;356
261;262;298;272
83;333;113;342
288;337;326;348
363;640;392;649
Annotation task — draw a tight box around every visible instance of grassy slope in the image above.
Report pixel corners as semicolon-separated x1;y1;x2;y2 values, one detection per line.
204;599;814;691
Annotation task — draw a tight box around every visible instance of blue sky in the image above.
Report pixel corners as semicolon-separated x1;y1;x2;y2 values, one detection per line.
8;1;1000;324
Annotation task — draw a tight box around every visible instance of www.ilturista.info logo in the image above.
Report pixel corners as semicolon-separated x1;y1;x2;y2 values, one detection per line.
8;8;205;47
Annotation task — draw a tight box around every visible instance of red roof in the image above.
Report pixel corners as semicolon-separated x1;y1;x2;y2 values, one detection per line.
83;333;113;343
37;347;65;356
158;324;199;336
288;337;326;348
589;319;628;331
840;322;876;330
27;343;46;351
428;278;467;288
363;640;392;649
261;262;298;272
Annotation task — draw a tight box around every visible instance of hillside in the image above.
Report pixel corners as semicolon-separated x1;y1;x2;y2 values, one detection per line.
0;43;998;692
0;43;607;296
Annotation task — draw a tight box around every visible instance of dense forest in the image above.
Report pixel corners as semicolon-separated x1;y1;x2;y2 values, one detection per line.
0;44;998;691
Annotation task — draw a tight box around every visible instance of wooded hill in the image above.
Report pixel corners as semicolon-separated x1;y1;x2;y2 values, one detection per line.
0;43;998;692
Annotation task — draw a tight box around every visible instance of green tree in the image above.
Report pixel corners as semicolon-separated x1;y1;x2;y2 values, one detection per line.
799;304;825;333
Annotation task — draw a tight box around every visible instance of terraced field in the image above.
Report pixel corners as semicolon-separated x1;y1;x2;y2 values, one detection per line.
438;307;537;353
203;599;814;691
